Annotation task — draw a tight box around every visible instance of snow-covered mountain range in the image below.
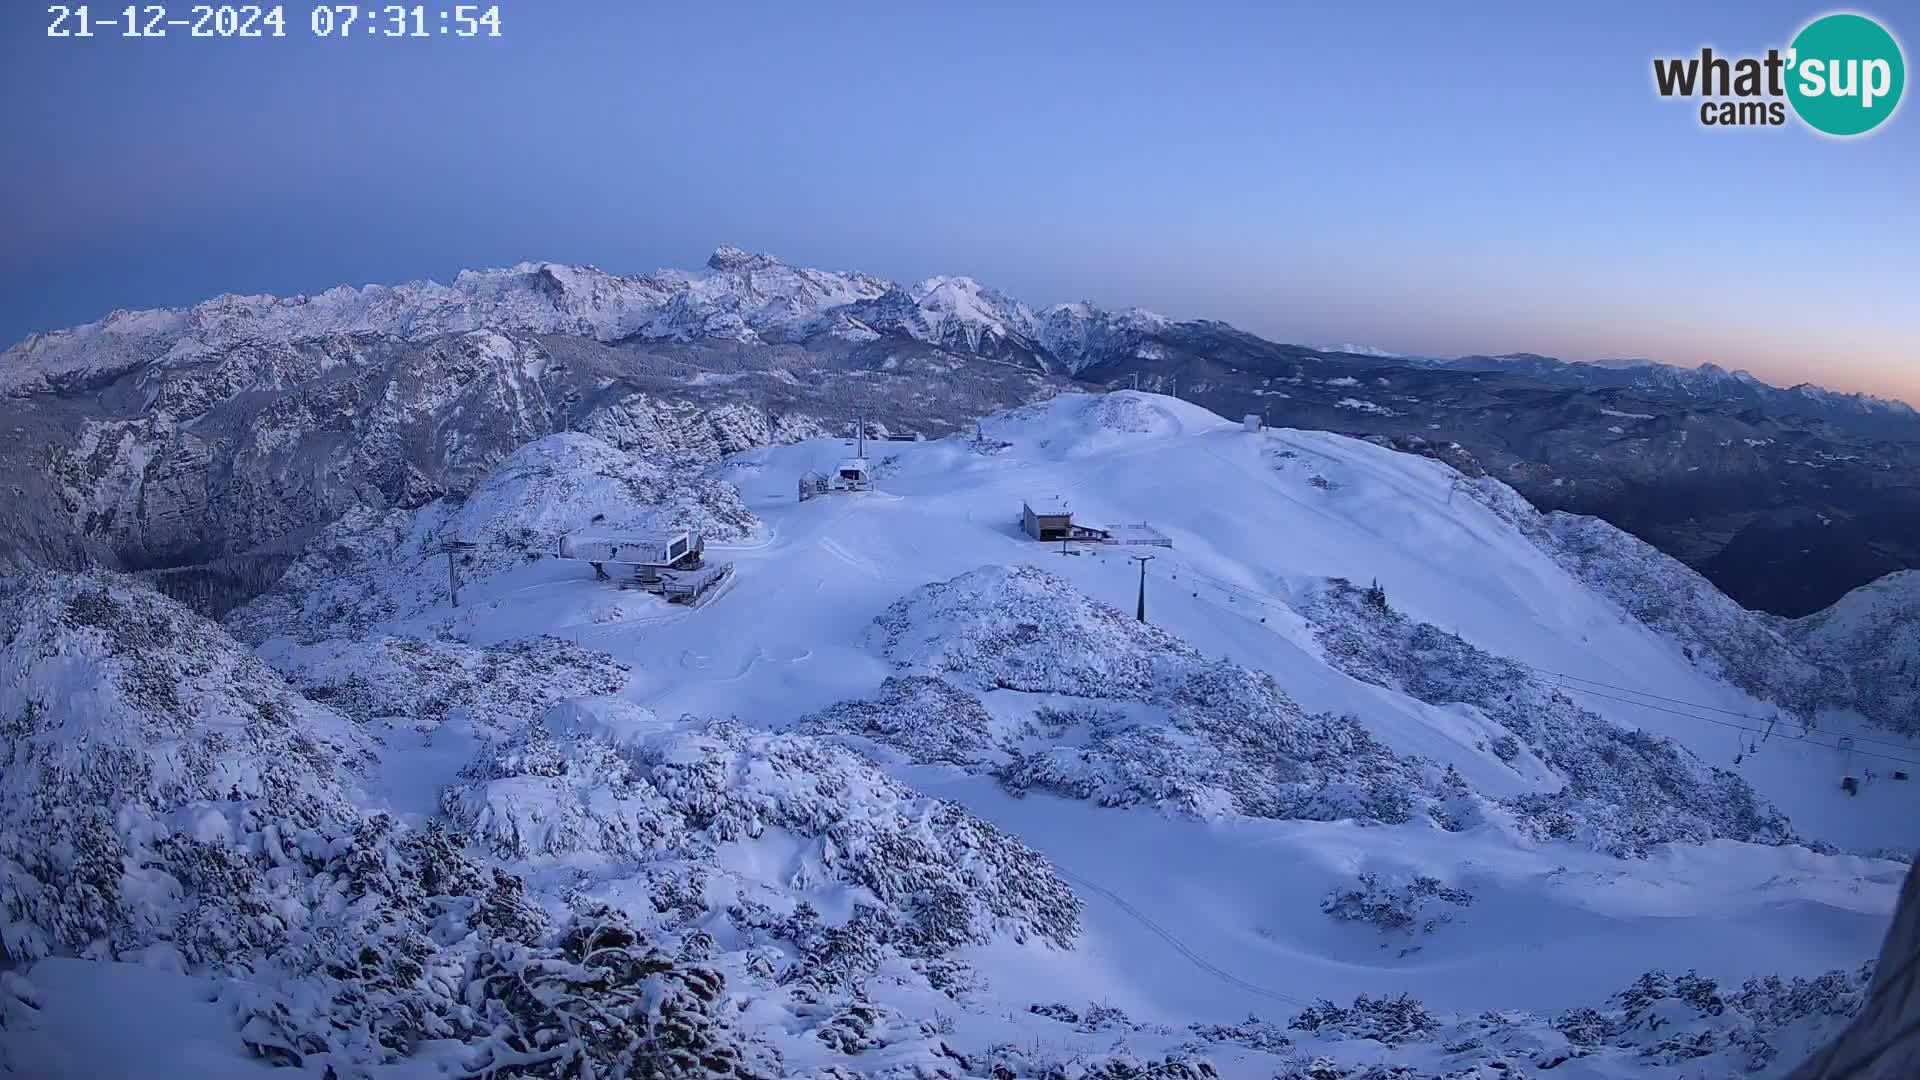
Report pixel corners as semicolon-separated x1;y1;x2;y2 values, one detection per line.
2;390;1914;1079
5;246;1918;620
0;246;1168;399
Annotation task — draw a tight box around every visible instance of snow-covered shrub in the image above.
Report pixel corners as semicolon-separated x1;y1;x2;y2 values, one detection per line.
1024;1000;1136;1034
980;1045;1222;1079
448;708;679;862
1272;1062;1431;1080
262;632;629;731
805;999;938;1055
1321;873;1474;940
993;691;1425;824
1552;963;1875;1074
725;897;906;996
0;572;772;1079
1244;959;1877;1080
0;571;372;963
456;905;778;1080
204;814;786;1078
1288;994;1441;1047
864;566;1445;825
875;564;1199;701
799;675;998;764
1186;1014;1295;1054
1309;578;1796;857
217;814;547;1066
445;698;1083;960
227;431;761;643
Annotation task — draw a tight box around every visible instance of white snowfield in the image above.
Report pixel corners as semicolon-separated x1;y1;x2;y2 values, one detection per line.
6;391;1917;1079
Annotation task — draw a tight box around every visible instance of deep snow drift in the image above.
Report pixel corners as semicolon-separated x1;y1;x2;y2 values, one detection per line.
4;391;1916;1080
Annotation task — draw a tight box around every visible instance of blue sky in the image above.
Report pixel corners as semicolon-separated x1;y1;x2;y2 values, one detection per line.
2;2;1914;400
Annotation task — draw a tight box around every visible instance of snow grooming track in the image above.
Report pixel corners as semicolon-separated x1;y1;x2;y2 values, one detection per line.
1054;868;1318;1009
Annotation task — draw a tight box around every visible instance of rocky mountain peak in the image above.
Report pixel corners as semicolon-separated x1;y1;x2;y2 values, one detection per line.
704;244;784;273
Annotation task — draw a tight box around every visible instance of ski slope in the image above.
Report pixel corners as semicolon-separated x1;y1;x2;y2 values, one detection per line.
349;391;1914;1028
19;391;1907;1080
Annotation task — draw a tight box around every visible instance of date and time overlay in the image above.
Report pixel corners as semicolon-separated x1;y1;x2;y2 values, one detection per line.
45;4;503;39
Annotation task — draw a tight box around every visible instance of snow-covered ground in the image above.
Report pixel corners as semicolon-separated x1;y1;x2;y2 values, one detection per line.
5;391;1914;1079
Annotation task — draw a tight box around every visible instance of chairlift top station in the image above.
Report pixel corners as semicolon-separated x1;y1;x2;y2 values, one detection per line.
799;414;884;500
557;530;701;569
1022;499;1171;548
552;527;733;606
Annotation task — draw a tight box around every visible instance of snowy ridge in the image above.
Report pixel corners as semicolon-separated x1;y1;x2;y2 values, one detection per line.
1456;481;1828;716
8;245;1908;417
1791;571;1920;738
1305;577;1795;857
1314;344;1405;359
0;247;1162;396
1450;354;1915;418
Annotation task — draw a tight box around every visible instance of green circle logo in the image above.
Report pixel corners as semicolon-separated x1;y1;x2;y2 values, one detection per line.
1786;13;1905;136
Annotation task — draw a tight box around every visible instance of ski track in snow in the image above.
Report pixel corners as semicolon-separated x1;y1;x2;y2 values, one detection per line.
1051;867;1317;1009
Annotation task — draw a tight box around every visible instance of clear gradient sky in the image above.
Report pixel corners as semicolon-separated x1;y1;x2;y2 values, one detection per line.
2;2;1915;401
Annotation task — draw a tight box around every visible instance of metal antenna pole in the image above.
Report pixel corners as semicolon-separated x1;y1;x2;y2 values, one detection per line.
1130;554;1155;622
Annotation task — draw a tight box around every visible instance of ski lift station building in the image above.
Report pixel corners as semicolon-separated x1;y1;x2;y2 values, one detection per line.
1023;499;1074;540
801;457;874;500
554;528;733;605
1023;499;1114;542
558;530;704;570
833;457;872;491
1021;500;1171;547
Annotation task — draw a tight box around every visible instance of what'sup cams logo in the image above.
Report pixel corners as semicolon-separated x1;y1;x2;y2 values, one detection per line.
1653;11;1905;135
